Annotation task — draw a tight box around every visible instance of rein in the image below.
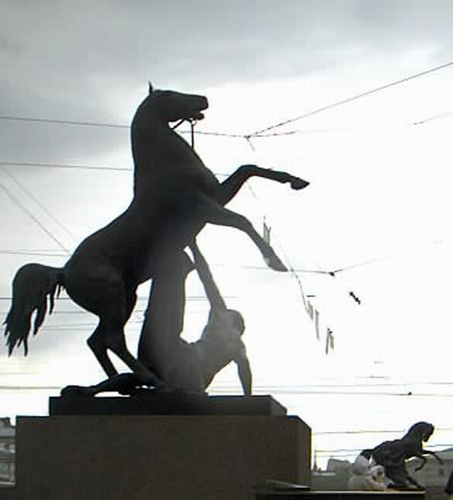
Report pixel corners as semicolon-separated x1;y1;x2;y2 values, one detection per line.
171;118;197;149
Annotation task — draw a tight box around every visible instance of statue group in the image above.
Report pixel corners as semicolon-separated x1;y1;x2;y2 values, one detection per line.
357;421;443;490
3;84;445;493
4;83;309;395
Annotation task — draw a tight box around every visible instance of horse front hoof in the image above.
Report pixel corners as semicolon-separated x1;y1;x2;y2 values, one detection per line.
290;178;310;190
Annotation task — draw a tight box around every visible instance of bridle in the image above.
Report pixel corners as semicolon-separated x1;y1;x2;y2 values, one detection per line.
171;118;197;149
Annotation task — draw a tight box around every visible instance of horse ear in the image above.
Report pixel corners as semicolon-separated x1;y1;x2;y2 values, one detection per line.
148;81;154;94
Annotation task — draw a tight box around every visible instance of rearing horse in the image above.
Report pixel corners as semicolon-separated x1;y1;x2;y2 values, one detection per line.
361;421;443;489
4;84;309;388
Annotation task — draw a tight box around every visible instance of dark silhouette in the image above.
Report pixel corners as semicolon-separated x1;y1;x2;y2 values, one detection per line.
62;240;251;396
445;471;453;496
349;291;361;304
361;422;443;489
4;84;309;389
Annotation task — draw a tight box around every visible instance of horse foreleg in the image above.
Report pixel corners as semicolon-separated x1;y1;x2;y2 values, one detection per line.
422;449;443;465
197;197;287;271
406;474;424;489
217;164;309;205
414;455;427;472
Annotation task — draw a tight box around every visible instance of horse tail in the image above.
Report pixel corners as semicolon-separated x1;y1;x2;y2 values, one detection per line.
4;263;64;356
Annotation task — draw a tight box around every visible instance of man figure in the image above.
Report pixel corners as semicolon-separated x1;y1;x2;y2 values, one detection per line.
62;241;252;396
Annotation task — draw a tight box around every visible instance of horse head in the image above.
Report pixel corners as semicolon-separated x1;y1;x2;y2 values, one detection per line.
137;83;208;125
406;421;434;442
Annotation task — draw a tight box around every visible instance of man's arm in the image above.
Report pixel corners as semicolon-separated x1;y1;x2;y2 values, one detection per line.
189;240;226;310
235;347;252;395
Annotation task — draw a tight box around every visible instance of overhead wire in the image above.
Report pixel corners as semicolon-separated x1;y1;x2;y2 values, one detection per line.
310;443;453;456
0;161;231;178
248;60;453;136
0;249;371;278
0;161;132;172
0;115;130;129
0;113;246;139
0;181;69;253
0;61;450;147
0;63;452;345
1;167;77;243
2;63;449;268
0;295;222;301
0;250;66;257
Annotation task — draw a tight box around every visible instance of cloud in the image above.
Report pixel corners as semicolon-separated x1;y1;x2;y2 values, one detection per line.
0;0;451;166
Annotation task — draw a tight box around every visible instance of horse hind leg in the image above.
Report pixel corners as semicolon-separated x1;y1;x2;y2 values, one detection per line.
197;196;287;271
100;314;165;389
86;291;138;378
384;465;411;489
87;324;118;377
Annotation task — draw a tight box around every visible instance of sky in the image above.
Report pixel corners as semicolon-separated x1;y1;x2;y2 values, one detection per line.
1;0;453;468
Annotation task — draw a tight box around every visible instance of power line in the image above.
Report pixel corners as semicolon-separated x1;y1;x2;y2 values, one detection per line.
0;115;130;129
0;62;452;143
0;385;63;391
211;387;453;398
0;308;147;316
250;61;453;136
0;249;378;279
0;250;66;257
0;106;449;177
1;167;77;243
413;110;453;126
0;181;69;253
0;114;244;138
0;295;218;301
254;388;453;397
250;382;453;389
0;161;132;172
0;161;229;177
313;428;453;436
316;443;453;455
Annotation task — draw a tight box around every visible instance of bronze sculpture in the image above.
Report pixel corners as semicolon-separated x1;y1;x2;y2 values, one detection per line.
361;421;443;489
4;84;309;390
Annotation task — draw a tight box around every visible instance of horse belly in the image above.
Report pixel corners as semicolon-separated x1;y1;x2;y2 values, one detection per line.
152;203;206;254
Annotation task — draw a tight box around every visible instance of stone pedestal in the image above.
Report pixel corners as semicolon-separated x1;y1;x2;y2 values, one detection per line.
49;393;288;416
15;396;311;500
255;492;425;500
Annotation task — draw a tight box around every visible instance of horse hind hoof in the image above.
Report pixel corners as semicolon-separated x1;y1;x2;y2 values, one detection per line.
61;385;94;397
291;178;310;190
265;257;288;272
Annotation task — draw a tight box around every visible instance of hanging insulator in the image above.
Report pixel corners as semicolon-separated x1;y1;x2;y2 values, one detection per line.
349;291;361;305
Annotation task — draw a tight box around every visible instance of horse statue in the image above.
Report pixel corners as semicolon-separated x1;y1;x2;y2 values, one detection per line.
4;83;309;390
361;421;443;489
62;239;251;396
